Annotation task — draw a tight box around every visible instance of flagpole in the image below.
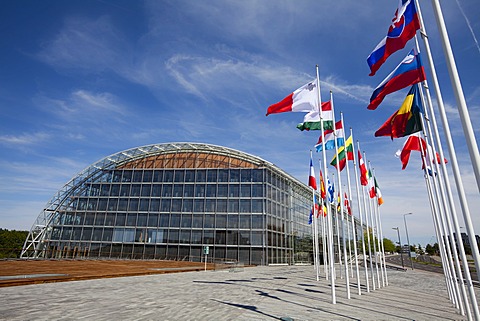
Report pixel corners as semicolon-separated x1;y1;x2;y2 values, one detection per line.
330;92;351;298
316;65;336;304
353;140;370;293
372;168;388;286
430;0;480;193
424;172;460;311
319;161;329;280
310;150;320;282
362;151;375;291
417;82;472;316
416;126;467;315
366;160;381;289
345;125;362;295
370;167;386;288
414;0;480;288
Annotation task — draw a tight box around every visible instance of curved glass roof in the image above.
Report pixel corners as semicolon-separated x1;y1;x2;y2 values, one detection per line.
21;142;306;258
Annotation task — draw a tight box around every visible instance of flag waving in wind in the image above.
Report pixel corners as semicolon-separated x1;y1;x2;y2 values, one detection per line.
308;155;317;190
266;80;318;116
367;0;420;76
375;85;423;139
315;120;345;152
395;133;426;169
358;151;369;186
297;101;334;131
330;135;354;171
368;50;426;110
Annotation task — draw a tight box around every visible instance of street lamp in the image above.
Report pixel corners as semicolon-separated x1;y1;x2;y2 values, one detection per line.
403;212;414;270
392;227;404;268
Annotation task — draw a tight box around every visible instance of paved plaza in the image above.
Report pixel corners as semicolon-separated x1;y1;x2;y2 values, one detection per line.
0;264;476;320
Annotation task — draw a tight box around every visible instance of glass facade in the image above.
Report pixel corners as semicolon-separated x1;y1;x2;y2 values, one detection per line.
21;143;352;265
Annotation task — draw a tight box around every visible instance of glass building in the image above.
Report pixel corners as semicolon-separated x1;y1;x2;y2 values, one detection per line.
21;142;354;265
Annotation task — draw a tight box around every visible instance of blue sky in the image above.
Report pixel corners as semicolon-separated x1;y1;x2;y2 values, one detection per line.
1;0;479;247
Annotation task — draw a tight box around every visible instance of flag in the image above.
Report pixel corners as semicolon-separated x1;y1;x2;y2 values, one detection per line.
297;101;334;131
396;133;448;171
375;85;423;139
336;192;341;213
368;50;426;110
308;155;317;190
367;0;420;76
423;144;448;176
315;120;345;152
319;170;326;199
367;170;376;198
344;192;352;215
395;133;426;169
266;80;318;116
358;151;368;186
374;178;384;205
330;135;354;171
319;203;327;217
308;208;313;225
327;177;335;203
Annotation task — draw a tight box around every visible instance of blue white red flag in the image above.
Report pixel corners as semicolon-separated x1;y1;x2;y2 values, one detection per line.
367;0;420;76
308;155;317;190
368;49;425;110
315;120;345;152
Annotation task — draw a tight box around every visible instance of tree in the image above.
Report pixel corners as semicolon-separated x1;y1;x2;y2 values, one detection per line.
425;243;440;255
383;238;396;253
0;229;29;258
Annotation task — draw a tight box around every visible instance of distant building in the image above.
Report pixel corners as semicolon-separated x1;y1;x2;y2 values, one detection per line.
21;142;362;265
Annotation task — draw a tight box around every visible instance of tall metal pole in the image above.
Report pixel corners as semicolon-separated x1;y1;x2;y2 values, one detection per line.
393;227;404;268
403;213;414;270
430;0;480;194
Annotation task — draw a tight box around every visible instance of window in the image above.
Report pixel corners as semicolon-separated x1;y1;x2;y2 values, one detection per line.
173;184;183;197
216;215;227;228
240;215;251;229
229;170;240;182
131;184;141;196
206;184;216;197
240;184;251;197
229;185;239;197
217;184;228;197
206;169;217;182
196;170;206;182
124;228;135;242
141;184;151;197
113;228;124;242
162;184;172;197
240;200;251;213
174;170;184;182
195;184;205;197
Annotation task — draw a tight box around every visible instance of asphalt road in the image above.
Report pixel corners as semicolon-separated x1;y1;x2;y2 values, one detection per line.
384;254;479;282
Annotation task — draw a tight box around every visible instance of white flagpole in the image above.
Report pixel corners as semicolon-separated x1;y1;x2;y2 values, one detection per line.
430;0;480;193
316;65;336;304
362;151;376;291
310;150;320;282
344;125;362;295
319;160;329;280
417;82;471;316
330;92;350;298
414;0;480;287
416;128;466;315
414;1;480;315
371;169;388;286
353;140;370;293
370;168;385;288
366;160;381;289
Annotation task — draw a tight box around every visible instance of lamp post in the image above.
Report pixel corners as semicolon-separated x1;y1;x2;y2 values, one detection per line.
403;213;414;270
392;227;404;268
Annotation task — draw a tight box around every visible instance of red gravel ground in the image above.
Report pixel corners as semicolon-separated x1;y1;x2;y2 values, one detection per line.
0;260;216;287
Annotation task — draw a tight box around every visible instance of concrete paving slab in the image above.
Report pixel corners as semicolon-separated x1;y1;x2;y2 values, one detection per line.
0;265;475;320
